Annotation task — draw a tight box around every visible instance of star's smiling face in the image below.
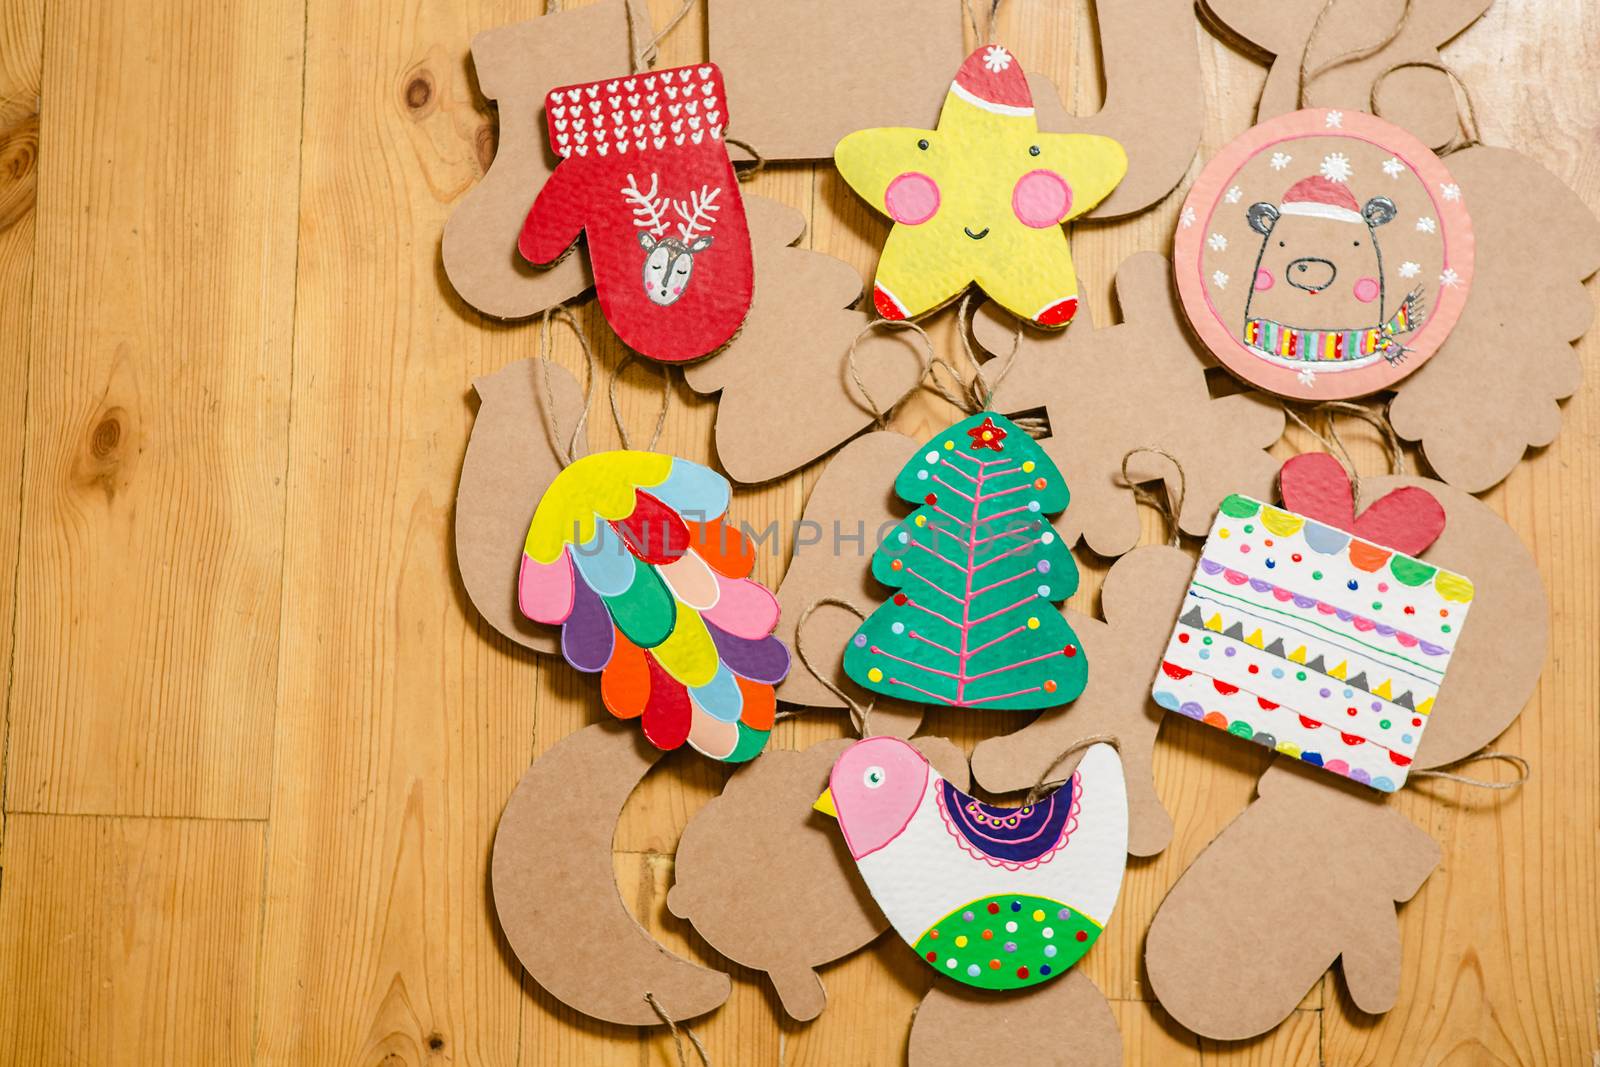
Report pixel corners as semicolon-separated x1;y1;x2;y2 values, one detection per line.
833;47;1127;326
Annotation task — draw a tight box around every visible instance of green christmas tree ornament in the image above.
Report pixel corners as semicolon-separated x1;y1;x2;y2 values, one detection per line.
843;412;1088;710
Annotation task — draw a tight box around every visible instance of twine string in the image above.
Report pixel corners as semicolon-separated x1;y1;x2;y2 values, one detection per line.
1022;734;1120;807
793;597;876;738
845;318;936;429
644;992;712;1067
1118;447;1188;547
723;135;766;182
1370;60;1484;155
609;352;671;452
962;0;1003;44
1411;750;1530;790
1297;0;1415;109
629;0;696;72
1282;400;1404;511
538;306;598;467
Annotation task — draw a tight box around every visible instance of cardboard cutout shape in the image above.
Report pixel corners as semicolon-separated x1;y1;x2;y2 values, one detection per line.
972;546;1194;858
519;450;788;761
1202;0;1491;150
835;46;1126;326
519;64;754;362
667;734;971;1021
707;0;964;162
1153;480;1473;793
842;411;1088;711
492;721;731;1026
908;968;1122;1067
815;737;1127;991
1175;108;1473;399
681;195;926;484
772;431;928;736
1145;756;1441;1039
977;252;1286;558
456;359;587;655
1145;473;1547;1039
1388;146;1600;491
441;2;630;319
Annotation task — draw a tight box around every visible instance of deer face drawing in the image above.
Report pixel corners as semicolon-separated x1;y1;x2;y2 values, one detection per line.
623;173;722;308
637;231;713;306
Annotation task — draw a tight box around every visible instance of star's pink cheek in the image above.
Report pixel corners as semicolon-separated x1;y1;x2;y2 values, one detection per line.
1353;277;1381;303
1254;269;1275;292
884;172;940;225
1011;169;1072;228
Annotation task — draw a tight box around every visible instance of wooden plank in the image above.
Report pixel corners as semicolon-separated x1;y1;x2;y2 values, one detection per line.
0;814;263;1066
6;0;304;819
0;0;44;852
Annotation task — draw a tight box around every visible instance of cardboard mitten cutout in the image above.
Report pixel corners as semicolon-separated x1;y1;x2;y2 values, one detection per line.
441;1;630;319
667;734;971;1021
1145;473;1548;1039
971;545;1195;858
834;46;1127;326
518;451;788;762
681;196;926;484
841;411;1089;711
815;736;1128;991
492;721;730;1026
519;64;753;363
977;252;1286;558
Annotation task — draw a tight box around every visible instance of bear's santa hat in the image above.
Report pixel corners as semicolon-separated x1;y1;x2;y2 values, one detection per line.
949;45;1035;116
1279;175;1364;224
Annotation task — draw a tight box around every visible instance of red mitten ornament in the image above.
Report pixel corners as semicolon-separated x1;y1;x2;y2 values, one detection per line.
519;64;754;363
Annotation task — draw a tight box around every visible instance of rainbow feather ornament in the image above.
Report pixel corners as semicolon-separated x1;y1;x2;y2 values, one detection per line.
518;450;788;762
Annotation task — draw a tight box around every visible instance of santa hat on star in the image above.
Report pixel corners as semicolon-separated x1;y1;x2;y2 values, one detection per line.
949;45;1034;116
1278;175;1364;224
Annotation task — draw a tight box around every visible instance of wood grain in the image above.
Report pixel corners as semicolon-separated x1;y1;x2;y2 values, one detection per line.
0;0;1595;1064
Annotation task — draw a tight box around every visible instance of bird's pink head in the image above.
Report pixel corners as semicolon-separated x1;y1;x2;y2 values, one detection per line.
819;736;930;861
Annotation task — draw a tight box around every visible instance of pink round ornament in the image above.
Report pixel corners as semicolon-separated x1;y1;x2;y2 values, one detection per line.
1173;108;1473;400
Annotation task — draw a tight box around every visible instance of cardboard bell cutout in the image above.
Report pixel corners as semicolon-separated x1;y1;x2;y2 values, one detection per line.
841;411;1088;711
518;450;787;762
834;46;1126;327
519;63;754;363
1174;108;1473;398
815;736;1127;992
1152;457;1471;792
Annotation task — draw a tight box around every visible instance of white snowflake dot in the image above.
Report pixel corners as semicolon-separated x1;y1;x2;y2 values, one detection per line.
1417;216;1437;234
1320;152;1353;183
1213;270;1230;289
1179;205;1197;229
1208;232;1229;251
1297;368;1318;387
982;45;1012;73
1398;261;1421;279
1224;186;1243;204
1382;157;1405;179
1270;151;1293;171
1325;110;1344;128
1441;183;1462;202
1440;268;1462;288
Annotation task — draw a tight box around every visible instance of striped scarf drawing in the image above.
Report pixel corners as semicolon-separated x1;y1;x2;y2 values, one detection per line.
1245;286;1425;365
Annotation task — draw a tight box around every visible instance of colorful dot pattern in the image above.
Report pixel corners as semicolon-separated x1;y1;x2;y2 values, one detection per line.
911;893;1100;991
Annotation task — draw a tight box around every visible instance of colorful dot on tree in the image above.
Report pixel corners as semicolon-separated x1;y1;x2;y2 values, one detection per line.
1031;909;1045;922
1022;461;1035;472
1005;921;1018;933
1044;944;1058;958
963;911;975;922
1026;617;1039;630
1011;901;1022;912
1040;531;1055;544
853;634;867;647
1063;645;1077;657
1040;965;1052;976
1057;909;1070;920
987;902;1001;915
946;958;957;969
1075;930;1088;942
1033;478;1047;490
1028;501;1041;513
914;515;927;527
943;440;955;451
916;470;928;481
925;950;937;962
891;622;905;635
954;935;968;948
1043;679;1057;693
982;929;994;941
925;493;938;505
1016;966;1030;979
988;959;1001;970
890;559;903;571
867;668;883;682
1042;927;1054;939
929;929;939;939
893;593;908;605
967;964;981;977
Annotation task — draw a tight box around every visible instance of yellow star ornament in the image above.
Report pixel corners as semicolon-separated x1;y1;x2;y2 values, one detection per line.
835;45;1127;328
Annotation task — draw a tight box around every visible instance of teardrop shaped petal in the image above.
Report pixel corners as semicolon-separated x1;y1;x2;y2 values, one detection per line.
570;521;637;597
649;458;731;523
612;491;690;564
685;698;740;759
601;630;650;719
640;653;691;751
705;621;791;684
561;577;615;673
602;556;677;648
659;551;721;611
721;723;771;764
735;677;776;731
651;601;719;688
702;573;780;639
689;664;743;723
518;548;575;624
686;518;755;579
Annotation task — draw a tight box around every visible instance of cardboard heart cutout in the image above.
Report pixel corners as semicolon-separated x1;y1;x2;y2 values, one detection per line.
708;0;965;162
1028;0;1205;219
1278;452;1444;556
1388;146;1600;491
907;968;1122;1067
971;545;1194;858
977;252;1286;557
666;733;970;1021
1145;473;1547;1038
455;358;587;655
1145;756;1441;1039
681;195;926;484
491;721;730;1026
1201;0;1490;150
441;2;631;319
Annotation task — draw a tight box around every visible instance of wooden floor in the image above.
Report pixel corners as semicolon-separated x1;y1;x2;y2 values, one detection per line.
0;0;1594;1063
